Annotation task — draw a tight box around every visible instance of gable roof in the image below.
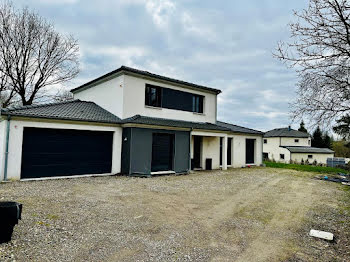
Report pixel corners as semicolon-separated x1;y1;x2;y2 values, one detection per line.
216;121;263;135
264;128;310;138
1;100;121;124
122;115;230;131
283;146;334;154
71;65;222;94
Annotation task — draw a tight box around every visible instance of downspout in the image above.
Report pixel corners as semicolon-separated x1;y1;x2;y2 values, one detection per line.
3;115;11;181
189;128;193;173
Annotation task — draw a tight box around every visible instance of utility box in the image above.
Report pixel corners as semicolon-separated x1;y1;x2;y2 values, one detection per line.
205;158;212;170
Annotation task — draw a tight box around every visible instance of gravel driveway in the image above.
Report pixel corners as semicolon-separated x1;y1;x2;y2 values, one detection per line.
0;168;349;261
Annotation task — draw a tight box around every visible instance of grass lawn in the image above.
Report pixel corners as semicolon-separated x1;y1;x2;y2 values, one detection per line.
264;161;349;174
1;168;349;261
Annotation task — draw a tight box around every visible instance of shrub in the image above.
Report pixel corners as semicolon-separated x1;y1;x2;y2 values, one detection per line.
301;159;304;165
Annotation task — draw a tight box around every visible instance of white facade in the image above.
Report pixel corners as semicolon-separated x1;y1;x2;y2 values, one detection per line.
191;131;263;169
74;73;217;123
0;118;122;181
263;135;333;164
1;67;264;180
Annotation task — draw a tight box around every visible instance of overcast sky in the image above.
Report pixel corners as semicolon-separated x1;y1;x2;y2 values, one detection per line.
14;0;308;131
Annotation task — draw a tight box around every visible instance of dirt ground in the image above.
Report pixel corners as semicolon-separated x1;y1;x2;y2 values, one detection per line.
0;168;349;261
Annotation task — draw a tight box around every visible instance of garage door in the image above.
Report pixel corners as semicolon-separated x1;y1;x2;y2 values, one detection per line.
21;128;113;179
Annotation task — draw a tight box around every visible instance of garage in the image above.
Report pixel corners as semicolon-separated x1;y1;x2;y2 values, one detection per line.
21;127;113;179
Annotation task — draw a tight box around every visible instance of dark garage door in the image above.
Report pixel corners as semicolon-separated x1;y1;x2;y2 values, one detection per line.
21;128;113;179
151;133;174;172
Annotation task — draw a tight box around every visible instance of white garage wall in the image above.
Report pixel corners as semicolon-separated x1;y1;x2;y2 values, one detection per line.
232;134;263;168
0;119;122;180
291;153;334;164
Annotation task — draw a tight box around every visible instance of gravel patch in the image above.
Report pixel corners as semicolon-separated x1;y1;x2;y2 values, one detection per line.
0;168;349;261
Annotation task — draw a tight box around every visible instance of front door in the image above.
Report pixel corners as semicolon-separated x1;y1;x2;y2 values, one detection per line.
246;139;255;164
193;136;202;168
151;133;174;172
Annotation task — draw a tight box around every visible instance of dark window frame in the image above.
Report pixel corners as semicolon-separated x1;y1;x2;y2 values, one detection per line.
145;84;204;113
308;155;313;159
145;84;162;108
295;139;299;143
264;139;267;144
280;154;285;160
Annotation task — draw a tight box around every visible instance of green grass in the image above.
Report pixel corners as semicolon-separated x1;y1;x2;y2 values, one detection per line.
264;161;349;174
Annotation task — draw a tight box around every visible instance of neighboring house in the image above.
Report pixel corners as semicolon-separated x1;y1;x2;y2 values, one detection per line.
263;127;334;164
0;66;263;181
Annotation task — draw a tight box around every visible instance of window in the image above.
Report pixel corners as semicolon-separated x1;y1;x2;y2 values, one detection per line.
308;155;313;159
280;154;285;160
145;84;204;113
308;140;311;145
295;139;299;143
264;139;267;144
192;95;204;113
263;153;268;160
145;84;162;107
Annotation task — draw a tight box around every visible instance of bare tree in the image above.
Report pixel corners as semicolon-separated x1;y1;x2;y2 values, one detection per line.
274;0;350;126
52;88;74;103
0;1;79;107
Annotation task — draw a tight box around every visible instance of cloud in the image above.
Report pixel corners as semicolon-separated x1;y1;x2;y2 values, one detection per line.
145;0;176;29
10;0;309;131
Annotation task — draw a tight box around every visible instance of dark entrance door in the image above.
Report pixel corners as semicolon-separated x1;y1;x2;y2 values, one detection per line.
227;138;232;165
193;136;202;168
151;133;174;172
21;128;113;179
246;139;255;164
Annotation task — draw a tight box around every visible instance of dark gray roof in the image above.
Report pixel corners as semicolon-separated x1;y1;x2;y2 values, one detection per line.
122;115;231;131
283;146;334;154
264;128;310;138
1;100;121;124
71;65;222;94
216;121;263;135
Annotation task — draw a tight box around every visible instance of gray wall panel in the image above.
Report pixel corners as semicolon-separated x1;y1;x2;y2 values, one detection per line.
124;127;190;176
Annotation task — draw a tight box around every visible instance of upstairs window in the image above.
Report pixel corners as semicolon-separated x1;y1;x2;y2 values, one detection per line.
295;139;299;143
145;84;204;113
192;95;204;113
145;84;162;107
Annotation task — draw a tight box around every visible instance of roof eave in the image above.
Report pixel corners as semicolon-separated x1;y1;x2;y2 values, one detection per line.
71;67;222;95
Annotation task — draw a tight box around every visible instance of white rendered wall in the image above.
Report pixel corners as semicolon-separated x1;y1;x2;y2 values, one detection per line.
280;137;311;147
291;153;334;164
263;138;291;162
201;136;221;169
0;120;7;181
191;131;263;169
74;75;124;118
123;75;217;123
0;119;122;180
232;134;263;168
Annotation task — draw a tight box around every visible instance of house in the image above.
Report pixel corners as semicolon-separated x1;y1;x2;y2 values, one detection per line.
0;66;263;181
263;127;334;164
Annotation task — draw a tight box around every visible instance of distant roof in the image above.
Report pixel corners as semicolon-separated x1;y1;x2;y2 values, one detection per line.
216;121;263;135
283;146;334;154
1;100;121;124
122;115;230;131
71;65;222;94
264;128;310;138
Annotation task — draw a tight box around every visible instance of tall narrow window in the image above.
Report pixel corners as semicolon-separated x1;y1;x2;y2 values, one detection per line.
192;95;203;113
145;84;162;107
